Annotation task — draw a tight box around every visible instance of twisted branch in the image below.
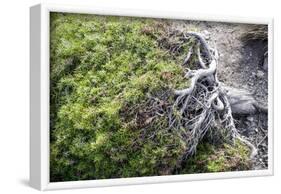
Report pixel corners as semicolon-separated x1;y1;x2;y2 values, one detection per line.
169;32;257;159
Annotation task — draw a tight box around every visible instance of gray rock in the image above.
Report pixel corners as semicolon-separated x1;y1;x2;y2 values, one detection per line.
256;70;265;79
263;56;268;71
202;30;210;40
247;116;254;122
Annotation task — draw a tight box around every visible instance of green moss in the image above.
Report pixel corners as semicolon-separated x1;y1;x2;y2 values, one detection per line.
181;140;251;174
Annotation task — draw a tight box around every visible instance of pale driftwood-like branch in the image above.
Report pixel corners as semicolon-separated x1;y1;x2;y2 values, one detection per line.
174;60;216;96
168;32;261;159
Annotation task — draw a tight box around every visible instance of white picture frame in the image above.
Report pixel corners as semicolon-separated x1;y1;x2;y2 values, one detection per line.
30;3;274;191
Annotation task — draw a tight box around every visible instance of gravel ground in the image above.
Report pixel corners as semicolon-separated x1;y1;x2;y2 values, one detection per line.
170;20;268;170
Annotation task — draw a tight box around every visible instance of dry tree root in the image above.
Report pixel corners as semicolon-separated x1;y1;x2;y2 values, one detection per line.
167;32;258;159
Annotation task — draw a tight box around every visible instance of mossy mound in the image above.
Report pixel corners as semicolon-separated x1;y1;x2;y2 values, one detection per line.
50;13;251;182
180;140;251;174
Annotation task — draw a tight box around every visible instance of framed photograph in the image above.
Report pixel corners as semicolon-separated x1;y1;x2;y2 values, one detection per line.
30;3;274;191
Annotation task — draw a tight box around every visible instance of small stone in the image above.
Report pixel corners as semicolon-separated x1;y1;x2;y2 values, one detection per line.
248;82;254;86
247;116;254;122
256;70;265;79
202;30;210;40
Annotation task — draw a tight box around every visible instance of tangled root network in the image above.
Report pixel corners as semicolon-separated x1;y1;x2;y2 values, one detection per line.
158;32;257;159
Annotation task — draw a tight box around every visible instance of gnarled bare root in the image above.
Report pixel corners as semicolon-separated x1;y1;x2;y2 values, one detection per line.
168;32;257;159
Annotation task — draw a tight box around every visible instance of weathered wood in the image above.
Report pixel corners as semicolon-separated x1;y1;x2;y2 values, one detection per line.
171;32;259;159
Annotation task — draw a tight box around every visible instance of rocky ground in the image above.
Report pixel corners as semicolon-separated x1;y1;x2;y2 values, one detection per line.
170;20;268;170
